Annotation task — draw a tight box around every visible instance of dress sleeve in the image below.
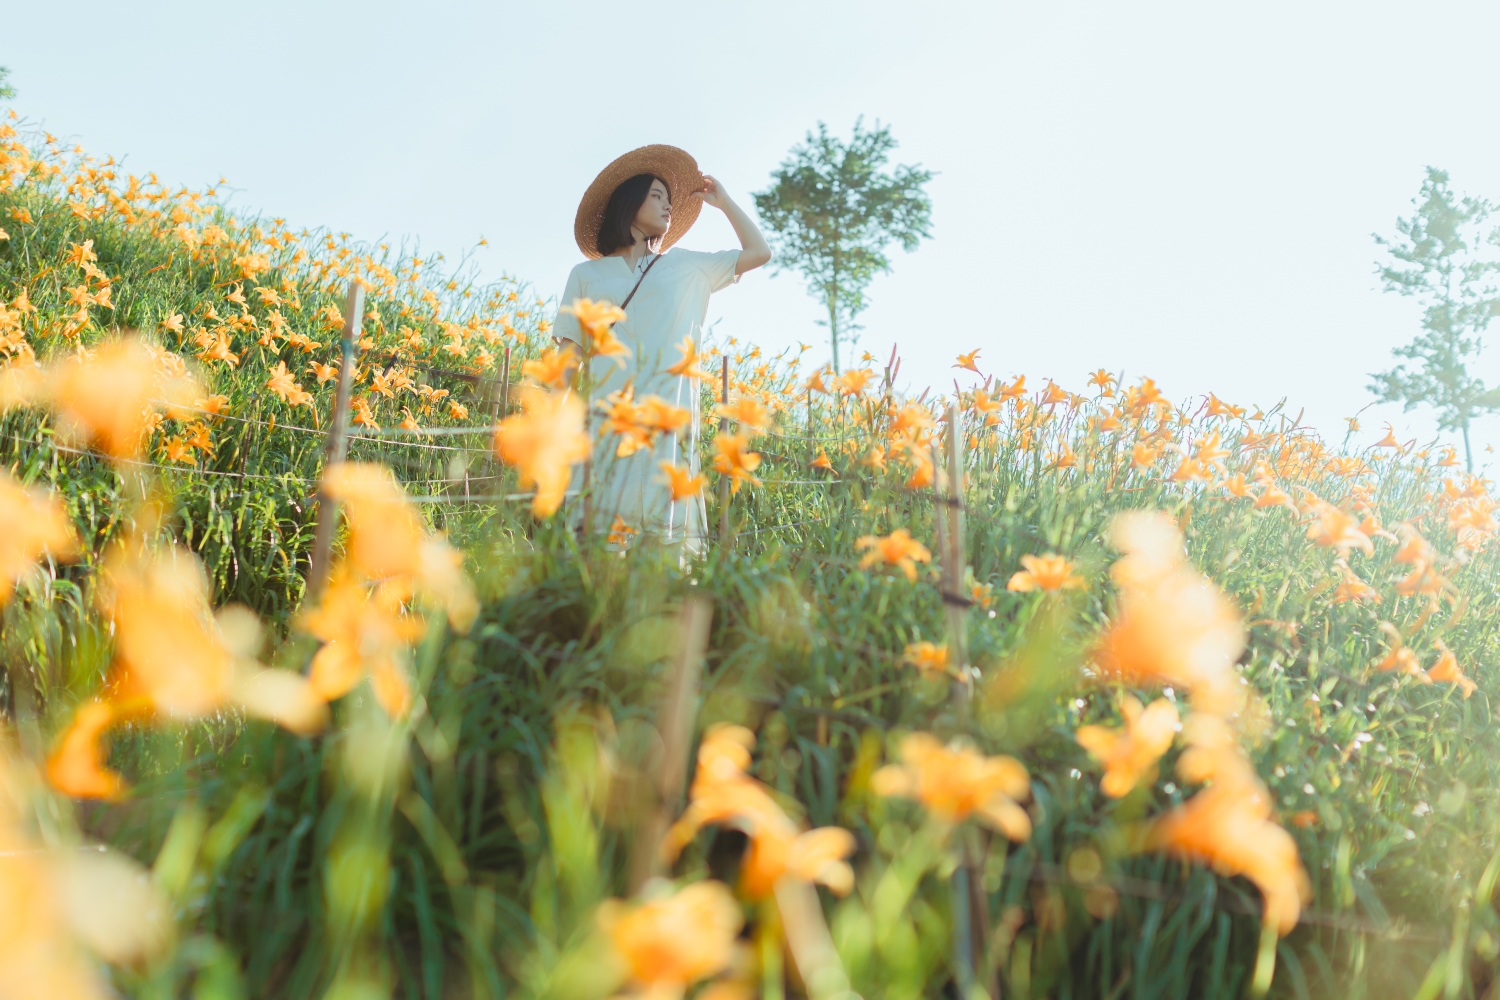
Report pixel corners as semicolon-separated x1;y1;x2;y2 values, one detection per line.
551;264;585;346
676;248;742;292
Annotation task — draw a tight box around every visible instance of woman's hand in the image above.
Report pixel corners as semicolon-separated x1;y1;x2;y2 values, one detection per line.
698;172;772;275
698;174;731;211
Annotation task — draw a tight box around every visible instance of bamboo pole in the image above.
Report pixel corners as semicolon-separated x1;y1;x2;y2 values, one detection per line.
627;596;713;892
719;356;732;545
306;281;365;600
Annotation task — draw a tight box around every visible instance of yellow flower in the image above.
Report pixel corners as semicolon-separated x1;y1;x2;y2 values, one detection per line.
0;471;78;604
902;641;949;675
1006;553;1083;592
871;733;1032;841
1075;695;1179;797
660;462;707;500
856;528;931;582
597;882;743;996
711;432;761;494
494;386;590;517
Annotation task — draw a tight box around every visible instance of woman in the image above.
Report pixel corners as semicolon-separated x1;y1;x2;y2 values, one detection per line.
553;144;771;550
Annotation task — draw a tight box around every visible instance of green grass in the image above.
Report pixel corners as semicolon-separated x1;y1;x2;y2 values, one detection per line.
5;113;1500;1000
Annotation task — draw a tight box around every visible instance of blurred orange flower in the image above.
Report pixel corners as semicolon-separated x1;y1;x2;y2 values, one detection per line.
597;882;743;996
1007;553;1084;592
711;432;761;494
0;472;78;604
1426;639;1476;697
953;349;982;374
494;386;590;517
1075;695;1179;798
856;528;931;581
301;575;424;718
659;462;707;500
902;641;950;675
872;733;1032;841
666;335;713;380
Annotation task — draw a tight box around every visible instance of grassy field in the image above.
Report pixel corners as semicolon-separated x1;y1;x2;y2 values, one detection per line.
4;107;1500;1000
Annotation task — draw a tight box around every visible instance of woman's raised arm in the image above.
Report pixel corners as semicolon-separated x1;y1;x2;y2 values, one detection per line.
697;175;772;275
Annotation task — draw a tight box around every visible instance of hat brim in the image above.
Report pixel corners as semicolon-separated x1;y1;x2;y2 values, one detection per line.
573;145;705;260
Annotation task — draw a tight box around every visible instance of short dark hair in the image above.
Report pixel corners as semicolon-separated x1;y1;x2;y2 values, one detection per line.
596;173;670;257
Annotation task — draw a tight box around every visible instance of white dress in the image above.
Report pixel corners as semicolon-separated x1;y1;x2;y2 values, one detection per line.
552;248;741;549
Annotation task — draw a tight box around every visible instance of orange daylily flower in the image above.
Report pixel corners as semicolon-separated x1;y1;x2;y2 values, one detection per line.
889;403;936;437
659;462;707;500
1254;484;1297;512
1436;445;1460;468
0;472;79;604
1131;442;1162;469
1088;369;1116;394
1304;504;1375;557
49;538;327;799
301;575;425;718
12;339;200;460
711;432;761;494
663;726;856;900
46;701;127;801
1094;512;1246;716
872;733;1032;841
835;368;874;397
1426;640;1476;697
1372;423;1401;448
521;347;579;389
1040;381;1070;407
862;445;887;473
310;360;340;384
1075;695;1180;798
597;882;743;997
1147;732;1309;935
804;369;830;395
1331;563;1379;604
1222;474;1253;499
953;349;982;374
998;375;1027;400
561;297;629;360
810;450;834;472
1007;553;1084;592
607;516;636;546
494;386;591;517
856;528;932;581
666;335;713;380
715;396;771;433
903;641;950;675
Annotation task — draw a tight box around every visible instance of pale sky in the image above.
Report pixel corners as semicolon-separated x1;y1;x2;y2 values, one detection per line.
10;0;1500;461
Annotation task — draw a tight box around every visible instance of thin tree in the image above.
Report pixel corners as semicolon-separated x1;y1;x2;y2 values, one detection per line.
1370;167;1500;471
754;119;932;372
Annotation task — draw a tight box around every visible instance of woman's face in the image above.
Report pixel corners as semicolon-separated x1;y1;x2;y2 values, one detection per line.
633;179;672;239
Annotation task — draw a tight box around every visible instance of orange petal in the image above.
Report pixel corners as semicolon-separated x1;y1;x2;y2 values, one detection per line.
46;701;126;800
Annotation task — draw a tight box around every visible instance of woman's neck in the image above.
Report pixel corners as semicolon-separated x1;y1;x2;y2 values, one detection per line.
609;233;655;268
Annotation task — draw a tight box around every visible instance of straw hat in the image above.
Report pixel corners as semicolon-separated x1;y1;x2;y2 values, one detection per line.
573;144;705;259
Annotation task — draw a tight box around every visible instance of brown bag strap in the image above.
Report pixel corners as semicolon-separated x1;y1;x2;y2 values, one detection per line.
621;253;662;310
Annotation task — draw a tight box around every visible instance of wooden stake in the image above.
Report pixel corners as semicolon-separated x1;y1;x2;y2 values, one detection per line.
628;596;713;891
719;356;732;545
306;281;365;600
943;404;969;684
500;345;511;417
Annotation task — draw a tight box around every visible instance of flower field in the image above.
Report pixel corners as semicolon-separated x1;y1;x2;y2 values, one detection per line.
3;107;1500;1000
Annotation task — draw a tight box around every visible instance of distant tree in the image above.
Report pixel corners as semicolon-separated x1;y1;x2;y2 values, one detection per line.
1370;167;1500;471
0;67;13;101
754;119;932;372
